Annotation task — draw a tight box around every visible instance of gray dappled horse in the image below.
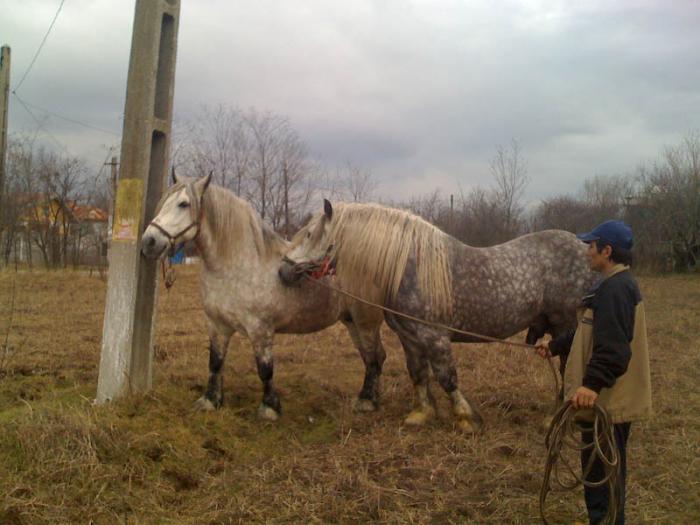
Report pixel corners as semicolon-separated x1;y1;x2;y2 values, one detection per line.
279;200;597;432
141;174;385;419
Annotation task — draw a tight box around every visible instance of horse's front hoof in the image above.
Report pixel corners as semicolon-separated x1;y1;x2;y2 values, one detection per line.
258;403;280;421
354;398;378;413
193;396;217;412
404;406;436;427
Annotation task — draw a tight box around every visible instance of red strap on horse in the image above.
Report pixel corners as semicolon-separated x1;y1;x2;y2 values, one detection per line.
310;257;335;279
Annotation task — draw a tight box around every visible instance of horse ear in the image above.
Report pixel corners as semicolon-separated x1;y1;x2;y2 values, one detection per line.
323;198;333;220
195;171;212;195
171;166;179;184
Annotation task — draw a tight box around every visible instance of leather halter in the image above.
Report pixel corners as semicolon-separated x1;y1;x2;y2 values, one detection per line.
282;243;336;279
148;183;204;254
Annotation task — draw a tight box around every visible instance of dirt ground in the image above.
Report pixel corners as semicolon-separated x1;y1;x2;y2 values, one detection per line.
0;265;698;524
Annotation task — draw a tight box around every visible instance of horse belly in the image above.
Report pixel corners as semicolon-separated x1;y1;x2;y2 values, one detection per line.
451;284;542;341
273;284;342;334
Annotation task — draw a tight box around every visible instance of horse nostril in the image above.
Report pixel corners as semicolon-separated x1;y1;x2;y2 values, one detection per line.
147;237;156;247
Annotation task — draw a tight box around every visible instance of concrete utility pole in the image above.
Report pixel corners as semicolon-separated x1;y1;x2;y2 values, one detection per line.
0;46;10;228
97;0;180;403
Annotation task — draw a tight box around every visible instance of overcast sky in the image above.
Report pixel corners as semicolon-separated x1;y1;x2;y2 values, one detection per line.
2;0;699;202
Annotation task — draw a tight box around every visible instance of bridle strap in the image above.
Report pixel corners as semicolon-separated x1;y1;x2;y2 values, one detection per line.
147;182;205;249
284;243;336;278
149;219;198;244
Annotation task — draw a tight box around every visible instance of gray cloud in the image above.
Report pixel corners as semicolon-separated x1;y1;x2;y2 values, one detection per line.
3;0;698;202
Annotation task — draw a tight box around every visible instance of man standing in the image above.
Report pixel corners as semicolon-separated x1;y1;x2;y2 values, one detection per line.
536;220;653;525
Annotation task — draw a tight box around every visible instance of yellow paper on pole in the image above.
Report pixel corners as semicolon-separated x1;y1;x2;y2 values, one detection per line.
112;178;144;242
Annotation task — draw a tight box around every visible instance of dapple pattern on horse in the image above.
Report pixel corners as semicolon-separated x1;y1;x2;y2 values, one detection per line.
279;200;597;432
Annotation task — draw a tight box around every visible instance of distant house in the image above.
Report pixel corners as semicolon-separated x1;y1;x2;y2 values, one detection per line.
7;194;109;267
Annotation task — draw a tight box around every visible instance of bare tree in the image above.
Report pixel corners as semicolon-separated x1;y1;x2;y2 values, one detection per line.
28;151;86;267
581;174;635;219
1;137;36;265
402;189;444;225
242;109;289;220
176;105;318;235
177;105;253;196
455;186;505;246
336;161;378;203
530;194;596;233
490;138;529;238
634;132;700;270
263;122;310;234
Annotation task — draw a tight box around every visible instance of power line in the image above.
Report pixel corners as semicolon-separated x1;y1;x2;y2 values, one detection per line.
13;92;71;155
13;0;67;93
12;92;121;137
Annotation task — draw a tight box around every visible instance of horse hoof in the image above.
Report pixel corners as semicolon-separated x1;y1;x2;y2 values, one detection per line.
258;404;280;421
193;396;217;412
404;407;435;427
354;398;377;413
456;418;479;434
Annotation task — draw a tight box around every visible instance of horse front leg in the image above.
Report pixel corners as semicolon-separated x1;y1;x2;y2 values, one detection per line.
194;323;233;411
343;320;386;412
393;329;436;427
251;332;281;421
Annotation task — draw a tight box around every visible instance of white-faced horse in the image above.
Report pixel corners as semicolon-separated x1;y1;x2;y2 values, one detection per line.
279;200;597;432
141;175;385;419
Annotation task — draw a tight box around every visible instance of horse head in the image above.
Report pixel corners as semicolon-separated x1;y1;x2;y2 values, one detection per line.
140;170;212;259
278;198;335;286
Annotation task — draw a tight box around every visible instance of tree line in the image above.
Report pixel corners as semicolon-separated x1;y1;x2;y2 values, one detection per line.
0;137;108;268
431;133;699;272
1;103;697;272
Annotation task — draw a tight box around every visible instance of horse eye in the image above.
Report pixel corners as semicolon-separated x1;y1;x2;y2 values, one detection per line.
306;231;311;239
178;201;190;208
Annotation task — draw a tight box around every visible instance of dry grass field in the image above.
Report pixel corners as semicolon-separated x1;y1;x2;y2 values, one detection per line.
1;265;699;524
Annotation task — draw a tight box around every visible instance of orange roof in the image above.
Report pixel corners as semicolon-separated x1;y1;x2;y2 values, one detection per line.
15;194;108;224
72;205;108;222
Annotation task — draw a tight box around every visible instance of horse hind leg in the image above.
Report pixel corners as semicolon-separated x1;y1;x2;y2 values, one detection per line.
343;319;386;412
426;334;483;433
251;332;281;421
194;324;233;411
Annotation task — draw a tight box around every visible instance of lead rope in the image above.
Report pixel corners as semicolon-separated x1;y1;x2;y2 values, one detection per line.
299;273;615;523
161;256;176;290
300;273;561;411
540;401;620;524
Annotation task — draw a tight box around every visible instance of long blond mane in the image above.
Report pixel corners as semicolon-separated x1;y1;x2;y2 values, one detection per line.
327;202;453;318
158;181;286;261
203;185;287;260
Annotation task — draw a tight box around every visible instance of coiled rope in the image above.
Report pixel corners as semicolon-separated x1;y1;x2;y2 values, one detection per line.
302;273;619;523
540;401;620;525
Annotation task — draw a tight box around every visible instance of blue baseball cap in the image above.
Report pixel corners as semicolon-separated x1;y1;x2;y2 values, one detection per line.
577;220;633;250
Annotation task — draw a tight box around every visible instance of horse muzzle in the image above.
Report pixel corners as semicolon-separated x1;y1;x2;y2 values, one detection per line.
278;259;304;286
140;229;169;260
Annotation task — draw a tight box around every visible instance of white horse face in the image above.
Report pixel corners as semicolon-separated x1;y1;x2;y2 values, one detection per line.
141;173;211;259
279;199;334;285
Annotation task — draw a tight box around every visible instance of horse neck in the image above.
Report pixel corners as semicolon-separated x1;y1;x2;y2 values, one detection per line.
195;188;288;269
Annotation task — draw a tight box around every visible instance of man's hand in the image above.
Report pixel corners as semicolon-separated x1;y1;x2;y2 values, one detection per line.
534;342;551;359
571;386;598;409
